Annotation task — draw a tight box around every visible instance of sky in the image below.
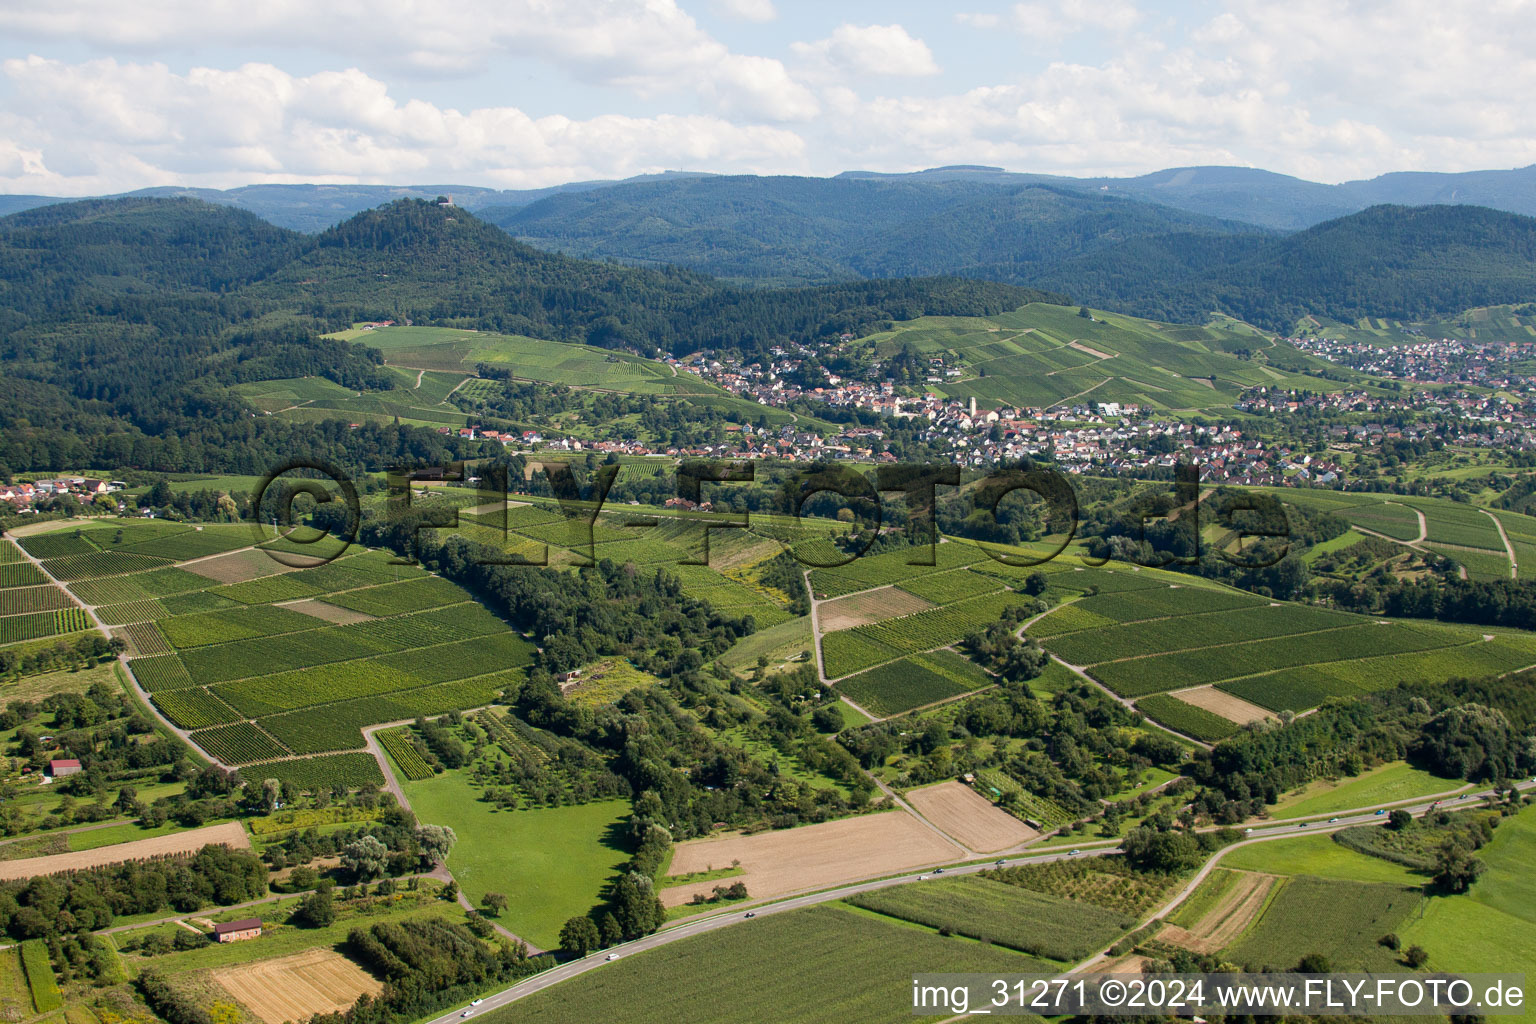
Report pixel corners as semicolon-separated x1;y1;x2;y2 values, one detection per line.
2;0;1535;195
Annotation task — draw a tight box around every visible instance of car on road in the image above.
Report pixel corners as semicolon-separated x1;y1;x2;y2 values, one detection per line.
605;953;619;961
744;912;755;918
1297;822;1308;828
471;1000;483;1007
934;867;945;874
995;859;1006;866
1328;817;1340;823
1375;809;1386;815
1068;849;1081;856
460;1013;472;1019
1244;827;1254;833
917;874;928;880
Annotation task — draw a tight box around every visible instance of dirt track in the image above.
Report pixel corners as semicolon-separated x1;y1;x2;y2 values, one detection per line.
0;821;250;881
905;781;1038;853
660;810;962;907
214;949;382;1023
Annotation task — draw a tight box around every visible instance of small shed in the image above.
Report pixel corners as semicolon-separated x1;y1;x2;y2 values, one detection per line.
212;919;262;943
47;759;82;778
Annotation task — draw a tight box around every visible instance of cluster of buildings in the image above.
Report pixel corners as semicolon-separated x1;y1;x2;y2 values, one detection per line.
1237;384;1536;451
1292;336;1536;392
0;477;120;509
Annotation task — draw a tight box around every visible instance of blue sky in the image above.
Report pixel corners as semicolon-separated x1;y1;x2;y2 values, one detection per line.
1;0;1533;195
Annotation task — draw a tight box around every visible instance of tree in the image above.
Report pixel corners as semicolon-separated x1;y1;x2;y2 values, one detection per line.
261;778;281;811
295;888;335;928
341;835;389;881
1388;809;1413;830
1296;953;1334;973
482;892;509;917
288;866;318;892
1433;845;1485;894
559;915;601;956
416;824;456;865
1023;571;1049;596
1404;945;1429;968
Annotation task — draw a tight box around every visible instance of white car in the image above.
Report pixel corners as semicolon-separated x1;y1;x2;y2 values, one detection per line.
471;1000;483;1007
1068;849;1081;856
1328;817;1340;824
605;953;619;961
1244;827;1254;833
460;1013;472;1019
917;874;928;880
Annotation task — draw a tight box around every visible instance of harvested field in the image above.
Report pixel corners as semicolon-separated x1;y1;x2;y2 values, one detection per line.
905;780;1038;853
661;810;961;907
212;949;382;1024
464;499;531;515
1159;871;1276;953
1172;684;1275;725
281;598;376;624
1068;340;1115;360
1086;955;1153;974
818;586;934;632
183;549;293;584
0;821;249;881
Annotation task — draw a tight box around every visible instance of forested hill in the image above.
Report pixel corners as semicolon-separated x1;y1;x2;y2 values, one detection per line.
0;197;1058;475
1039;204;1536;330
482;176;1255;285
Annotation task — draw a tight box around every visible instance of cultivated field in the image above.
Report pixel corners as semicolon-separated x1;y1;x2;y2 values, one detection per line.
816;586;933;631
661;811;962;906
905;781;1038;853
183;549;292;584
212;949;382;1024
1159;870;1276;953
1171;684;1274;725
0;821;249;881
280;598;376;624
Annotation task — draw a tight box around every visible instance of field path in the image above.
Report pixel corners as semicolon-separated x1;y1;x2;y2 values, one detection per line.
1484;509;1518;579
1;532;220;767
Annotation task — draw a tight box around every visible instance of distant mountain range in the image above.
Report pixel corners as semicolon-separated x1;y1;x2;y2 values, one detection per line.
3;163;1534;233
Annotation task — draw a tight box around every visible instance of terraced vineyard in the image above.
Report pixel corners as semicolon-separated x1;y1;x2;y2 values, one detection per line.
837;649;993;717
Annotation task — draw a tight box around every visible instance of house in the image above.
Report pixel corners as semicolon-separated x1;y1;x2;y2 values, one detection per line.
212;919;262;942
555;669;582;683
47;759;81;778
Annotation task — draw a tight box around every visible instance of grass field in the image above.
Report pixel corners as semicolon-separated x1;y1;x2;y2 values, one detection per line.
1219;835;1423;885
482;903;1050;1024
1400;805;1536;1003
1269;762;1463;818
1226;878;1420;971
402;769;632;951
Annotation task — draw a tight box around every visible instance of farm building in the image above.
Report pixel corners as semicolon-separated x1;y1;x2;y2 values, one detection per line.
47;759;82;778
213;919;262;942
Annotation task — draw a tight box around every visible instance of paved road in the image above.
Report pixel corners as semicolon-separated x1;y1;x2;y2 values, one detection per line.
424;779;1534;1022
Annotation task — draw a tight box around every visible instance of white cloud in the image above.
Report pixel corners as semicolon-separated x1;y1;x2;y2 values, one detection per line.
0;57;807;194
0;0;814;121
711;0;777;22
792;24;940;78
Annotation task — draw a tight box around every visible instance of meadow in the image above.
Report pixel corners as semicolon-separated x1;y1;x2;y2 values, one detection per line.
1225;878;1421;971
401;767;633;951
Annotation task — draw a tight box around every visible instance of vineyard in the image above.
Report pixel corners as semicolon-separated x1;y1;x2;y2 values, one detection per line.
821;630;903;679
1133;694;1239;742
40;551;174;581
251;752;386;791
0;608;93;644
1043;604;1358;665
1089;622;1468;696
378;728;436;780
152;687;243;729
0;562;46;588
807;541;990;599
189;722;290;763
0;585;74;616
157;603;321;648
130;654;196;690
895;568;1003;605
837;650;993;717
846;876;1133;962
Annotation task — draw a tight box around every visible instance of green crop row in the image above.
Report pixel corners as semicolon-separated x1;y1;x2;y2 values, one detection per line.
896;568;1003;605
0;585;74;616
820;630;904;679
1134;694;1239;742
1046;604;1358;665
837;656;977;717
319;575;468;616
19;939;62;1013
249;752;385;791
379;728;436;780
1090;622;1465;697
0;608;92;644
131;654;196;691
807;542;988;599
41;551;173;582
1067;585;1264;625
19;532;99;559
95;599;167;625
153;687;244;730
190;722;290;763
853;590;1028;656
0;562;47;588
158;603;320;649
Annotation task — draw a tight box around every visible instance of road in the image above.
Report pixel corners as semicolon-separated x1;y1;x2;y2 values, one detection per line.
424;779;1534;1023
1485;508;1519;580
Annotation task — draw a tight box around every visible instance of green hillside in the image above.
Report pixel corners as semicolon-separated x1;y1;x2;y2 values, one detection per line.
863;303;1362;412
